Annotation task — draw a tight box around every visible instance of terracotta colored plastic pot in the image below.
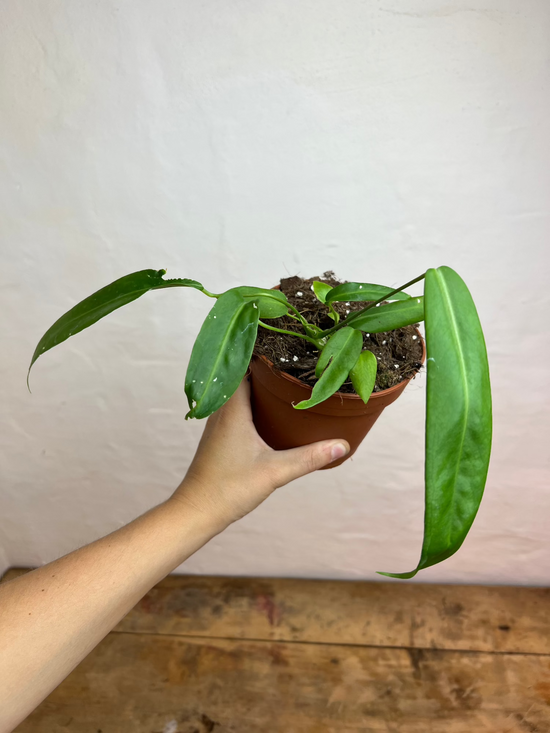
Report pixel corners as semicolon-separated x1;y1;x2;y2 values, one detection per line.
250;313;425;468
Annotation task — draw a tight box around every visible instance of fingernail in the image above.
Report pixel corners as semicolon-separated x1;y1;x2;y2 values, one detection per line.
330;443;348;462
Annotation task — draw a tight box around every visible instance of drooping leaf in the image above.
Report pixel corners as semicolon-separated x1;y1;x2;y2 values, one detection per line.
236;287;290;319
349;350;378;403
314;326;353;378
312;281;333;304
327;282;411;304
295;327;363;410
185;289;259;419
346;297;424;333
28;269;204;381
379;266;492;578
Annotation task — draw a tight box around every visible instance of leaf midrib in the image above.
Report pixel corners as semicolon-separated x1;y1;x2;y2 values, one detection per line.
349;297;419;324
435;271;470;546
194;299;256;411
48;279;198;341
30;287;153;370
316;330;360;388
54;289;148;330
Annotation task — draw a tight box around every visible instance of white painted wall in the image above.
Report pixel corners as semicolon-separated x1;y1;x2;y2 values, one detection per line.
1;0;549;585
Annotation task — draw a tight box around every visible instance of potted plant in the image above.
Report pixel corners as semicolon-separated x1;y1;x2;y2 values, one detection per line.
29;266;492;578
248;273;426;470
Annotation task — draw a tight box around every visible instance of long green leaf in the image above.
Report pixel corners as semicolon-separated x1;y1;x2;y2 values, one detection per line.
349;350;378;403
235;286;290;319
380;267;492;578
185;289;259;419
347;297;424;333
28;269;203;381
294;327;363;410
327;282;411;303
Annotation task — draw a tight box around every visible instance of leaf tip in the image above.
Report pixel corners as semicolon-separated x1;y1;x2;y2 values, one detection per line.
376;569;418;580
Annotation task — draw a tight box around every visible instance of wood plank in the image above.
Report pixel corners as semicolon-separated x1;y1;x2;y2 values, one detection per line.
119;575;550;655
4;569;550;655
15;632;550;733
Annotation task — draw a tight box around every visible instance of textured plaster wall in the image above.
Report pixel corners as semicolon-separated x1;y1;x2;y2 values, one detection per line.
1;0;549;584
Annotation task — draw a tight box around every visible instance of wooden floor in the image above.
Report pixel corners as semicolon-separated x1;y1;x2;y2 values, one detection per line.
3;569;550;732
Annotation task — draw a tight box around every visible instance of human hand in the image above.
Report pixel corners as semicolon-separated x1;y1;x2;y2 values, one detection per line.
170;377;350;528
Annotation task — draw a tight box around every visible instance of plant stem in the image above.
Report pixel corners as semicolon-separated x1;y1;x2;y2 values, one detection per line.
258;320;323;348
286;302;310;324
240;291;310;327
321;272;426;337
327;302;340;324
201;288;220;298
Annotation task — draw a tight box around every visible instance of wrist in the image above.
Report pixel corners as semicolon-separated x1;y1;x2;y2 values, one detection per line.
166;481;233;536
121;495;229;582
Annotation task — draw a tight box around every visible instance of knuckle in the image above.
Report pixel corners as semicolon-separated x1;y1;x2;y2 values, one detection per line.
303;448;321;474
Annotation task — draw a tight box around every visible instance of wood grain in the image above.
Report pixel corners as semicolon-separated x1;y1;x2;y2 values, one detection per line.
14;632;550;733
4;569;550;654
5;569;549;731
118;575;550;655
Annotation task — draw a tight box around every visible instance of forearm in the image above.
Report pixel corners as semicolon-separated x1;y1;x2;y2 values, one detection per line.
0;376;346;732
0;491;225;732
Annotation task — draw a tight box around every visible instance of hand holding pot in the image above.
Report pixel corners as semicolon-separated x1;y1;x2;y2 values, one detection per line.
172;377;350;528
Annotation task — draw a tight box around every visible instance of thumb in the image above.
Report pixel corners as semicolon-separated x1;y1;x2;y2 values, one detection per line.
270;440;350;486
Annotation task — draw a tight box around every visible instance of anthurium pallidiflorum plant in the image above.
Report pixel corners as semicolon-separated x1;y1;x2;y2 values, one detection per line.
29;266;491;578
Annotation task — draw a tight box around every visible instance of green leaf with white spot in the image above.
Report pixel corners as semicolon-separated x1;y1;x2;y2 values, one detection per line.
235;287;290;318
326;282;411;304
185;289;259;419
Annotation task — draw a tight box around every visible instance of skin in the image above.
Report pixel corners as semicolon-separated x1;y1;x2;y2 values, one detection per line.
0;377;349;732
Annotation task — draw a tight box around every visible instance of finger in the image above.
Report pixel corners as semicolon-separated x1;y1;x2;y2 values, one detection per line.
219;377;253;420
269;439;350;486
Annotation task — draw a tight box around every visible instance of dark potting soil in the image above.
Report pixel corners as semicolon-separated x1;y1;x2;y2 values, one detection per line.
252;272;424;394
